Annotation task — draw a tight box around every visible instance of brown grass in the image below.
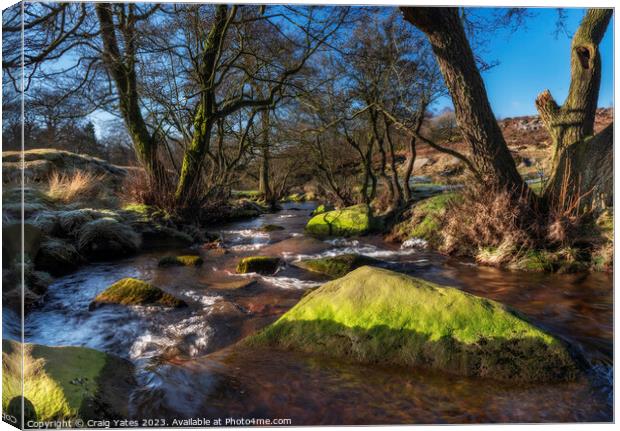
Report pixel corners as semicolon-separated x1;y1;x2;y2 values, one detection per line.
47;170;106;204
441;185;540;258
118;169;177;212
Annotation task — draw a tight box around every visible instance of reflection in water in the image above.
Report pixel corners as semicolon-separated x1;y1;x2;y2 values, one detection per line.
11;201;612;423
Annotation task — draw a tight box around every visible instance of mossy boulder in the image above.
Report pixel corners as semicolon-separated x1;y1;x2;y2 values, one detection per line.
295;254;382;278
90;278;186;309
388;193;454;246
236;256;282;275
158;255;204;267
310;203;334;216
305;204;376;238
248;266;579;382
77;218;141;260
259;224;285;232
2;339;135;421
36;238;82;275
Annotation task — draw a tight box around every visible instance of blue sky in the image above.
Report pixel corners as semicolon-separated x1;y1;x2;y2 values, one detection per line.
439;7;614;118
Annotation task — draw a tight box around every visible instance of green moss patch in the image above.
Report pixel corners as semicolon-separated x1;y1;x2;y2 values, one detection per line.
311;204;333;216
90;278;186;309
295;254;382;278
2;339;134;421
236;256;282;275
305;204;376;238
158;255;204;267
388;193;455;246
247;266;578;382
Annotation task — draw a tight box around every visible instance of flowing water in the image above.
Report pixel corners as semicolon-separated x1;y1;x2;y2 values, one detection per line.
4;201;613;424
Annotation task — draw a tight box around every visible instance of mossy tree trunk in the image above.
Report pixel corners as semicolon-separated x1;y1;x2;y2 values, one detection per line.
401;7;526;193
174;5;230;207
95;3;163;180
535;9;613;212
258;108;275;207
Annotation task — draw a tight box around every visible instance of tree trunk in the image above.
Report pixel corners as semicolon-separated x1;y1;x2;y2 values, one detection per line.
95;3;162;178
384;115;404;208
536;9;613;212
544;123;612;212
402;135;417;202
258;109;274;207
401;7;525;192
174;5;229;206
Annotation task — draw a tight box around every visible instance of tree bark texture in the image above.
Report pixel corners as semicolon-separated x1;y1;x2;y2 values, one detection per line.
401;7;525;192
95;3;162;177
536;9;613;212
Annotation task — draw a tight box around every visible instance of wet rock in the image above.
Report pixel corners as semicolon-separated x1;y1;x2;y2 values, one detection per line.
295;254;382;278
138;224;193;250
305;204;377;238
89;278;186;309
77;218;141;260
259;224;285;232
158;255;204;267
36;238;82;275
210;300;247;319
209;279;256;290
261;236;330;256
248;266;579;382
2;339;135;421
236;256;282;275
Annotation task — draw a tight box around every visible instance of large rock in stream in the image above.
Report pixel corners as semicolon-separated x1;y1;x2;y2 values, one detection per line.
247;266;579;382
305;204;378;237
295;254;382;278
2;339;135;421
90;278;186;309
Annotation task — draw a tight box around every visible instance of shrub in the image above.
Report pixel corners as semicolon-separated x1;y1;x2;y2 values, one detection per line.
47;170;106;204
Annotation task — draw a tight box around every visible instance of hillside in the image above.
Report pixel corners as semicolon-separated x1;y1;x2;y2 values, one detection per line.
411;107;613;182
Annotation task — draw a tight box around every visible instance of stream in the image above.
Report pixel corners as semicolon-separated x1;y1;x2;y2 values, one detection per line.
3;201;613;424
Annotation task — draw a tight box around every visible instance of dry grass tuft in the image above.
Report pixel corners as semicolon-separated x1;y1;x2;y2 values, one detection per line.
441;185;540;259
47;170;106;204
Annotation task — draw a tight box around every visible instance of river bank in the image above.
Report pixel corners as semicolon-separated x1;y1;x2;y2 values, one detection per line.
3;200;612;423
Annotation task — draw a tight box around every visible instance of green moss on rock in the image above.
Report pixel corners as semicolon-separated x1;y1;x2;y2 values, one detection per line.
158;255;204;267
296;254;382;278
305;204;376;238
90;278;186;309
247;266;579;382
2;339;135;421
236;256;282;275
310;203;334;216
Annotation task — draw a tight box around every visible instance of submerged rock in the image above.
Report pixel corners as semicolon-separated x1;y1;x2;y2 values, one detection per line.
90;278;186;309
137;224;193;250
77;218;141;260
247;266;579;382
305;204;377;238
158;255;204;267
295;254;382;278
2;339;135;421
259;224;285;232
236;256;282;275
